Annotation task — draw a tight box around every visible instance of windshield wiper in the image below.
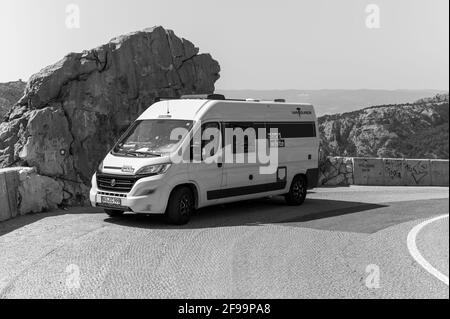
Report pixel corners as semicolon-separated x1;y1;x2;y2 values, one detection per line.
126;150;162;157
114;150;137;157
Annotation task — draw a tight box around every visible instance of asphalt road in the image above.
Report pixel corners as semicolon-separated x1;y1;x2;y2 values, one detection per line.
0;186;448;299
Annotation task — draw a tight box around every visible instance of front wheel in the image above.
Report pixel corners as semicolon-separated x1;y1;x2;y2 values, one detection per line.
165;187;194;225
285;175;307;206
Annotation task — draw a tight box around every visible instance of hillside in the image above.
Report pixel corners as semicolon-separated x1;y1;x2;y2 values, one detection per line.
217;89;448;116
0;80;26;120
318;93;449;159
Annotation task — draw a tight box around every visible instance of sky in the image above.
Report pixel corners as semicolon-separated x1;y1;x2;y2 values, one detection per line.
0;0;448;90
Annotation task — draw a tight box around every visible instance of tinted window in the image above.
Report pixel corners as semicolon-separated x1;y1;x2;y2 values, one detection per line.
266;122;316;138
224;122;265;154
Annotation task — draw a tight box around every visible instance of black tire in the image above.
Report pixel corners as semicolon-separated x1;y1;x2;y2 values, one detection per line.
285;175;307;206
104;209;124;217
165;187;194;225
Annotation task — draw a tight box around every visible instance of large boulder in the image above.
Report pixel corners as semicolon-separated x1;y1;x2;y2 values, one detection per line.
16;167;65;214
0;167;65;220
0;26;220;206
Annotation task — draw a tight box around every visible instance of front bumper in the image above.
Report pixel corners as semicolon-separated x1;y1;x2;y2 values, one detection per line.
90;173;170;214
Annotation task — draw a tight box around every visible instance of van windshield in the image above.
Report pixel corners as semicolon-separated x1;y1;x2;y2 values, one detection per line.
113;119;193;157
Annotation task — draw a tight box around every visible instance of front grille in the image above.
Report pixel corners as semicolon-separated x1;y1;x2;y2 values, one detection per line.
96;173;139;193
98;191;127;198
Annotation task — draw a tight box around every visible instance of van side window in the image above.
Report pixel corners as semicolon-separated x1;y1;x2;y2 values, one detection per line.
224;122;262;154
266;122;316;138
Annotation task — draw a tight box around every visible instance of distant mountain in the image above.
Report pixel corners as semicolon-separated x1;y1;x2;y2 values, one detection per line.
0;80;26;120
217;89;448;116
318;94;449;159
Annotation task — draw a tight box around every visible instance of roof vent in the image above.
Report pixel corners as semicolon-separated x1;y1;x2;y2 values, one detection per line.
207;94;226;100
274;99;286;103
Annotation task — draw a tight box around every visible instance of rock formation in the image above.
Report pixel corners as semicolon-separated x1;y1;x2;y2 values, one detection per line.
0;26;220;206
319;157;354;186
319;94;449;160
0;80;26;120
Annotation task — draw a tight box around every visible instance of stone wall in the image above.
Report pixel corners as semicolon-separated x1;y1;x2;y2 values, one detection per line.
0;167;64;221
318;157;354;186
320;157;449;187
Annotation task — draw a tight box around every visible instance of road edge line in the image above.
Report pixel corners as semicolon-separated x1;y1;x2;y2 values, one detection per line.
407;214;449;286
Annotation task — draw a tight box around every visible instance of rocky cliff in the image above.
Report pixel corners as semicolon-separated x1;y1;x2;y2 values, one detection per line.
319;94;449;160
0;80;26;120
0;26;220;206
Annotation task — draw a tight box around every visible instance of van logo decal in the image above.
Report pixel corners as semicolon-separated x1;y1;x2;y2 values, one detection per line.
110;179;117;187
121;165;135;173
292;107;312;118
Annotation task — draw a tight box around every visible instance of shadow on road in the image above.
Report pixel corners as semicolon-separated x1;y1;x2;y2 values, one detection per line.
103;195;388;231
2;196;446;234
0;207;103;237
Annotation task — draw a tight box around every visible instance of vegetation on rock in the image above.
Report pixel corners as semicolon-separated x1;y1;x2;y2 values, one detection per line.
319;93;449;160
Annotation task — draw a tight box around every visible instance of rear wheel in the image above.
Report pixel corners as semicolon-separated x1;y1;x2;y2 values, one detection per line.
104;209;124;217
285;175;307;205
165;187;194;225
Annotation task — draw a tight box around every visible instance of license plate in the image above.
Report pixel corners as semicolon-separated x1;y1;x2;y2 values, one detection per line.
101;196;122;206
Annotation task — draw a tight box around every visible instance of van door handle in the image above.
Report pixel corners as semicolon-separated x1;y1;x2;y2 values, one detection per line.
217;163;223;168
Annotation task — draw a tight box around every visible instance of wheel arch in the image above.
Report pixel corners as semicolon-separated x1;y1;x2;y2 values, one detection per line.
290;172;308;189
169;182;199;209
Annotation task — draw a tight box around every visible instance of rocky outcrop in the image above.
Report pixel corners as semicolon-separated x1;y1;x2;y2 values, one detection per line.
0;80;26;120
319;94;449;159
319;157;354;186
0;26;220;206
0;167;64;221
16;167;63;214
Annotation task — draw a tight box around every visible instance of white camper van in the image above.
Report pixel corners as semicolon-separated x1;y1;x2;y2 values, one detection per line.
90;95;320;224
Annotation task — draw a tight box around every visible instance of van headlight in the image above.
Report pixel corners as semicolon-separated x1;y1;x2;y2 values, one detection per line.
135;163;171;176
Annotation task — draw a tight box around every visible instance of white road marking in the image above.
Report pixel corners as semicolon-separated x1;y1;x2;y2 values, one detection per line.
407;214;449;286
